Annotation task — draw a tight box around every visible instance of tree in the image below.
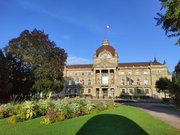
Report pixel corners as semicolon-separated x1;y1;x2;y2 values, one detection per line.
175;60;180;77
5;51;34;99
0;49;11;99
155;77;171;99
170;61;180;105
155;0;180;45
4;29;67;97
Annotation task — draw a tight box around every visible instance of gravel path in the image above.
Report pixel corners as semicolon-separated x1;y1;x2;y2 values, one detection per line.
133;103;180;129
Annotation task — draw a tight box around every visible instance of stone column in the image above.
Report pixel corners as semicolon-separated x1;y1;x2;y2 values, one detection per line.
114;69;116;96
93;69;96;97
108;69;110;85
94;69;96;85
100;70;102;85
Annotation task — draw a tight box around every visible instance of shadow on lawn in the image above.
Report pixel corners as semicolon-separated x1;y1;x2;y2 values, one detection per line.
76;114;148;135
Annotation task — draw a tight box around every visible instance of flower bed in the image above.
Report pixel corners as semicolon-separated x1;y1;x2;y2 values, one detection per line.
0;97;117;124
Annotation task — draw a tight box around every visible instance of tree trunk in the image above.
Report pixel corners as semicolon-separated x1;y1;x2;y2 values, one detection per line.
164;91;166;99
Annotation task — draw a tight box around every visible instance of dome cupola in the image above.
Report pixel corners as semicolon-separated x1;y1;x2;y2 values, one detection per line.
96;40;115;57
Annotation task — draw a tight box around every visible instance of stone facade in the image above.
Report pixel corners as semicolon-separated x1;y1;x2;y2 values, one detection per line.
63;40;171;99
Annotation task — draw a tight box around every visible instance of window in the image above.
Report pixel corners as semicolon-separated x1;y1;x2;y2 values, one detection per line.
121;79;125;85
88;79;91;85
128;72;132;75
75;78;79;84
135;71;140;75
88;72;91;76
156;70;161;74
74;89;77;94
145;89;149;94
82;72;84;76
121;72;124;75
102;73;108;85
137;79;140;85
144;79;148;85
67;88;71;94
88;89;91;93
68;80;72;85
129;89;133;94
144;71;147;74
136;89;141;94
122;89;125;94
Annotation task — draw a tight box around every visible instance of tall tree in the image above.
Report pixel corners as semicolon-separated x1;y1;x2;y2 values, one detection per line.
6;51;33;99
4;29;67;97
0;49;11;99
175;61;180;77
155;0;180;45
170;61;180;105
155;77;171;99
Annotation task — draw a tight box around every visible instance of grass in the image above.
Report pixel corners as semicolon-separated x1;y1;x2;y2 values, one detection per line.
0;105;179;135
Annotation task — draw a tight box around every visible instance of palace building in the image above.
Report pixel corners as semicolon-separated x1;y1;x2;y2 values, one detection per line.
63;40;171;99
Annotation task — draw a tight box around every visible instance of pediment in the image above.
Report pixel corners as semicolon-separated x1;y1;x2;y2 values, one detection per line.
94;59;116;68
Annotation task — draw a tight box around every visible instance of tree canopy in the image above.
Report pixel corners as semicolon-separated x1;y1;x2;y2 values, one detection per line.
4;29;67;98
155;0;180;45
0;49;11;98
155;77;171;98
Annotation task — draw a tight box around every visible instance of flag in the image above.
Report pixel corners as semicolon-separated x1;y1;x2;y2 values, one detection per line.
126;77;134;85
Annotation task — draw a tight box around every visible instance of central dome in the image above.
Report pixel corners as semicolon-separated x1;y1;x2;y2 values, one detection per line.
96;40;115;57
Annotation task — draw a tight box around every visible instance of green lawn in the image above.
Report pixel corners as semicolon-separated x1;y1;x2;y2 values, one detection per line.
0;105;179;135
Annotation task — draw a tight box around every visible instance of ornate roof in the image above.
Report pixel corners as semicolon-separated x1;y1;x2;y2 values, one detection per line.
66;64;93;69
66;62;163;69
96;40;115;57
118;62;163;67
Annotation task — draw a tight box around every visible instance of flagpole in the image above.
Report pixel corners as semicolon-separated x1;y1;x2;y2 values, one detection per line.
105;24;110;40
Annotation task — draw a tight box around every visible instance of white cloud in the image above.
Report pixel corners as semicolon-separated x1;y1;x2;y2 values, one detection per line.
67;55;91;65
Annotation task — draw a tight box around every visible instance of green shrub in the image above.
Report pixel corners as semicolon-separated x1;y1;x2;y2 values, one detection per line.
40;108;65;124
23;101;36;119
35;99;52;116
7;115;23;124
84;102;96;114
89;108;100;114
1;97;117;125
40;117;51;125
7;115;18;124
0;103;15;119
55;112;66;122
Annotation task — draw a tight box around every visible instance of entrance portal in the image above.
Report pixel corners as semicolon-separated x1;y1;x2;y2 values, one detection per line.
102;88;108;98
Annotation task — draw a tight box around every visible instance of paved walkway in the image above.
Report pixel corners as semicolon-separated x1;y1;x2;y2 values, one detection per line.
132;103;180;129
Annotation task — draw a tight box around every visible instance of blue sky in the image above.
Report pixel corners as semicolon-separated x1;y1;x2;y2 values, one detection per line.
0;0;179;72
